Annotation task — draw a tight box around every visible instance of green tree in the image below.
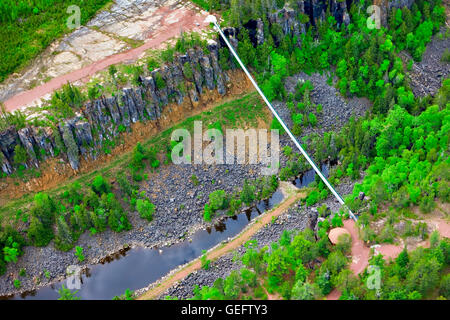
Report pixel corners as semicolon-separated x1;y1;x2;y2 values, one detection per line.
203;203;213;222
223;270;241;299
75;246;85;262
27;216;54;247
54;215;74;251
136;199;155;221
58;285;81;300
406;257;441;295
209;190;228;211
13;144;28;165
91;175;110;195
240;180;255;206
439;274;450;299
3;244;19;263
291;281;319;300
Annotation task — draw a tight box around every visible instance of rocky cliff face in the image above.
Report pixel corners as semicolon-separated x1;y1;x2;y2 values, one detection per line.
0;0;409;175
0;39;230;174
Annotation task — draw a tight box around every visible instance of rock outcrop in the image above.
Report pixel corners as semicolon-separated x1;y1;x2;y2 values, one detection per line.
0;0;412;175
0;41;230;174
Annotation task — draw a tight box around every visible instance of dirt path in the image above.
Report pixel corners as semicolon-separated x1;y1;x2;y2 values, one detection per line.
138;186;306;300
326;220;404;300
3;2;211;112
326;205;449;300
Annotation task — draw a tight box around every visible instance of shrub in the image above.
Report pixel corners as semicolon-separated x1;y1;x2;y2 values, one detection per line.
75;246;85;262
13;144;28;165
27;216;54;247
58;285;81;300
335;233;352;255
203;204;213;222
191;174;199;186
291;281;319;300
306;190;319;206
270;118;285;134
131;142;147;170
136;199;155;221
183;62;194;80
147;58;159;72
154;73;166;90
283;146;292;158
201;250;211;270
279;167;293;181
91;175;111;195
441;49;450;63
331;214;344;227
439;274;450;299
209;190;228;211
228;197;242;216
117;172;135;197
240;180;256;206
254;286;267;300
13;279;21;289
113;288;134;300
54;215;74;251
308;113;317;126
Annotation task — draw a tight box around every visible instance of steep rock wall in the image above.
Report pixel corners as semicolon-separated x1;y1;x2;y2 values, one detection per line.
0;0;413;175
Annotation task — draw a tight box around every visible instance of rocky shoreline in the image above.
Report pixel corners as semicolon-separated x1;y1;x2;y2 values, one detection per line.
148;179;356;300
0;66;371;297
0;160;268;297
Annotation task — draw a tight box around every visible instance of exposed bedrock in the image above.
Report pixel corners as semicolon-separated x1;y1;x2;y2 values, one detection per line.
0;0;422;175
0;40;231;174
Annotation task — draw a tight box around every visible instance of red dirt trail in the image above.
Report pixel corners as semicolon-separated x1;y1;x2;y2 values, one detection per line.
326;216;449;300
3;5;210;112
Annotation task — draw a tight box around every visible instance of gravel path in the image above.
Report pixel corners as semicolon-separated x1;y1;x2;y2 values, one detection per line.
137;182;305;300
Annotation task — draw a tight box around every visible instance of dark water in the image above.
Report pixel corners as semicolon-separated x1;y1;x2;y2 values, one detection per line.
293;163;329;188
7;190;285;300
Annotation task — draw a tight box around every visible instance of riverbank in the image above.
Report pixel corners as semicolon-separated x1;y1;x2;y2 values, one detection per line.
137;182;305;299
141;179;356;300
0;66;371;297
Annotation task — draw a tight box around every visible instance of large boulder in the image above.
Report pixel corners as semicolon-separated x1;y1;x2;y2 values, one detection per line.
328;227;351;245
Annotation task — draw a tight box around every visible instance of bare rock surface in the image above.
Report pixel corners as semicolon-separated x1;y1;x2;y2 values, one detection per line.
406;30;450;98
0;0;208;107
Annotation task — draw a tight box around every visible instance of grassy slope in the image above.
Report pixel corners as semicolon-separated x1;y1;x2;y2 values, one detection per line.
0;0;112;83
0;91;266;225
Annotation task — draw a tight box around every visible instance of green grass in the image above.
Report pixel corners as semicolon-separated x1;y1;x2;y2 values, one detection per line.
0;0;112;83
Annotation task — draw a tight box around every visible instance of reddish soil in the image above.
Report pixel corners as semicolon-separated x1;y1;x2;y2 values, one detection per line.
326;289;341;300
326;212;449;300
326;219;403;300
3;6;212;112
